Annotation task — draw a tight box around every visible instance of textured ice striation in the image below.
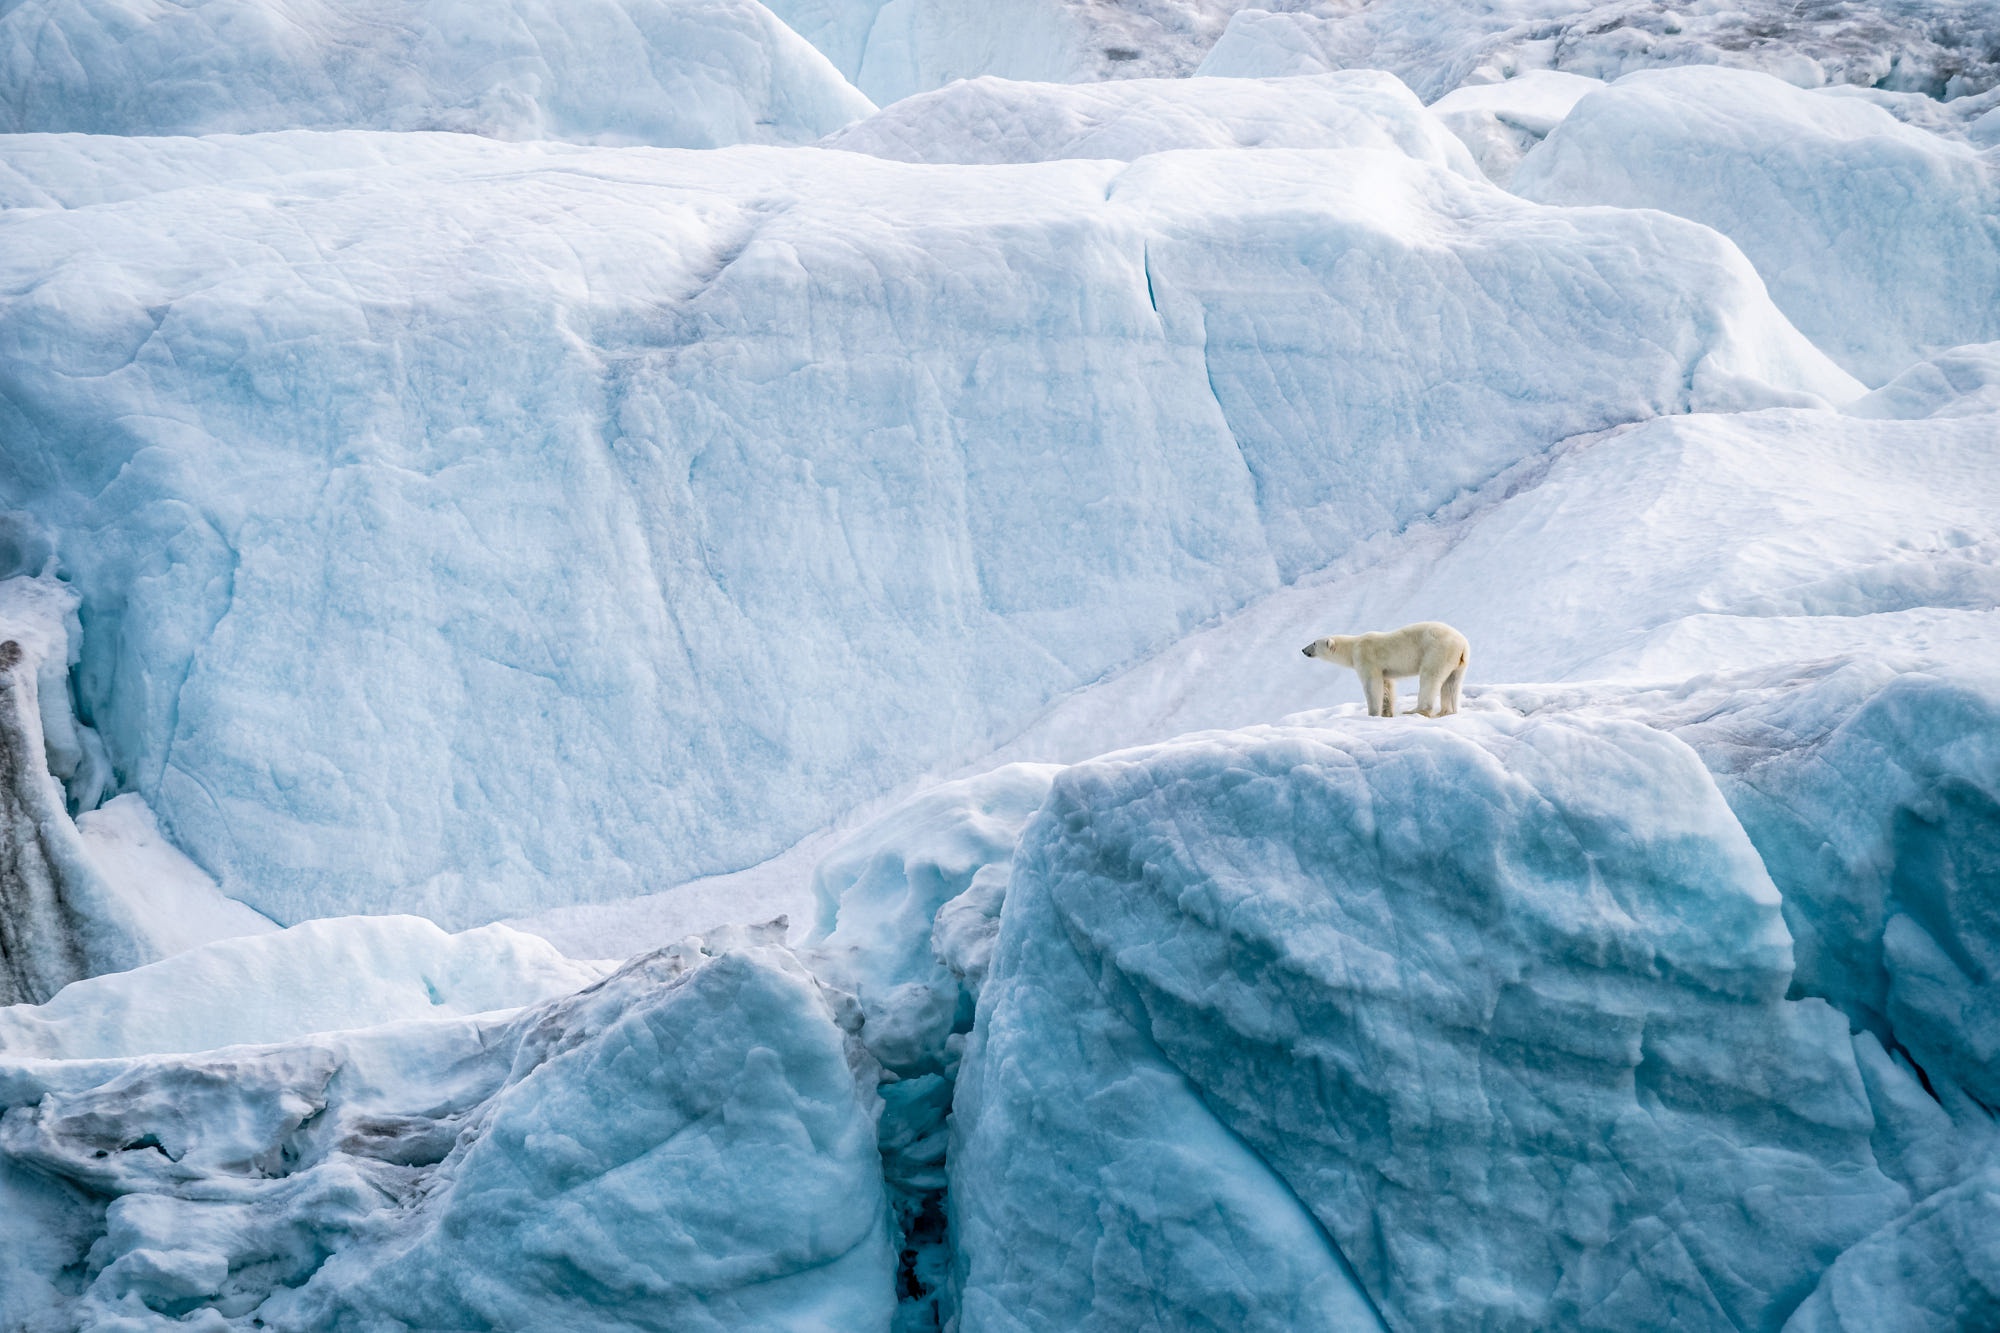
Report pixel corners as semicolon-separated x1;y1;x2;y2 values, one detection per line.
0;0;873;144
0;132;1855;927
949;715;1920;1331
823;70;1477;171
1514;67;2000;385
0;574;271;1005
0;938;895;1331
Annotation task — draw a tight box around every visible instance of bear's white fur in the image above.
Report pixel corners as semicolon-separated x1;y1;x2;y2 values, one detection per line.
1302;621;1470;717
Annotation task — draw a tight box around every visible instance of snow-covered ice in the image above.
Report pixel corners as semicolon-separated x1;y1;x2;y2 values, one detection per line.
1514;67;2000;384
0;131;1851;927
0;914;608;1059
1429;68;1603;184
0;0;874;144
824;70;1477;171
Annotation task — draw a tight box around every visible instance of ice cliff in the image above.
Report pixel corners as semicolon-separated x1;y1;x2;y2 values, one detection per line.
0;125;1853;927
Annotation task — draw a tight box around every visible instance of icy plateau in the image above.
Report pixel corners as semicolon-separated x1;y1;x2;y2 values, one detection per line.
0;0;1997;1329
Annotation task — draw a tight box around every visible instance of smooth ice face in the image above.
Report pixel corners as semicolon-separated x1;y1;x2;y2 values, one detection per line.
823;70;1478;172
0;135;1854;927
1196;0;2000;103
0;0;874;144
1514;67;2000;385
0;915;608;1059
0;944;895;1331
952;715;1910;1332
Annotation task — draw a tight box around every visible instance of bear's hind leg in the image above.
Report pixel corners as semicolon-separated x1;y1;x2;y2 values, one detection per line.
1440;662;1465;715
1380;675;1397;717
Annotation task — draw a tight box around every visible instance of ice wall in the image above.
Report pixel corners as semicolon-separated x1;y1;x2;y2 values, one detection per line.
0;132;1855;927
950;715;1913;1331
0;0;873;145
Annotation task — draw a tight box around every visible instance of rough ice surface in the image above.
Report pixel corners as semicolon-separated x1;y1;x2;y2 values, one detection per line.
761;0;1255;104
0;941;895;1330
952;716;1909;1331
0;915;608;1059
1513;66;2000;384
1197;0;2000;103
0;132;1851;927
0;0;874;144
823;70;1477;171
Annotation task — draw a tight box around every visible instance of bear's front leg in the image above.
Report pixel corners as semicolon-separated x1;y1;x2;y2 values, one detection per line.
1363;668;1386;716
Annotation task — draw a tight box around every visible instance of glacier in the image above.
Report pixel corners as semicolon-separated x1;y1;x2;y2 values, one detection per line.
0;129;1853;927
4;0;2000;1327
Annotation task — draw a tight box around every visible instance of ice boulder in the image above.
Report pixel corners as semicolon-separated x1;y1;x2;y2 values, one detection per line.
0;942;896;1330
952;715;1912;1331
0;0;873;144
0;133;1856;928
0;914;609;1059
1196;0;2000;103
1514;67;2000;385
823;70;1477;173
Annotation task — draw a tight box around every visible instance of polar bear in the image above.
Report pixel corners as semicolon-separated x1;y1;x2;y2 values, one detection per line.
1301;621;1469;717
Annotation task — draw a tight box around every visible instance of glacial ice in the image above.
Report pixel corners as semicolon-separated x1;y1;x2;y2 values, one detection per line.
0;131;1853;926
0;0;874;145
1514;67;2000;384
1197;0;2000;103
951;715;1913;1331
823;70;1478;172
0;941;895;1330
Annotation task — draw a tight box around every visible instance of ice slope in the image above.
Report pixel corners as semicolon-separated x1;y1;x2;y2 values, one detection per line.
0;941;895;1330
0;132;1855;928
0;915;608;1059
951;715;1913;1331
1514;67;2000;385
985;364;2000;764
823;70;1476;171
1197;0;2000;103
0;0;873;145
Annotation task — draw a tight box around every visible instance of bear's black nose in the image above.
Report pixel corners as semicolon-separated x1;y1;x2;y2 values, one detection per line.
1301;646;1311;657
